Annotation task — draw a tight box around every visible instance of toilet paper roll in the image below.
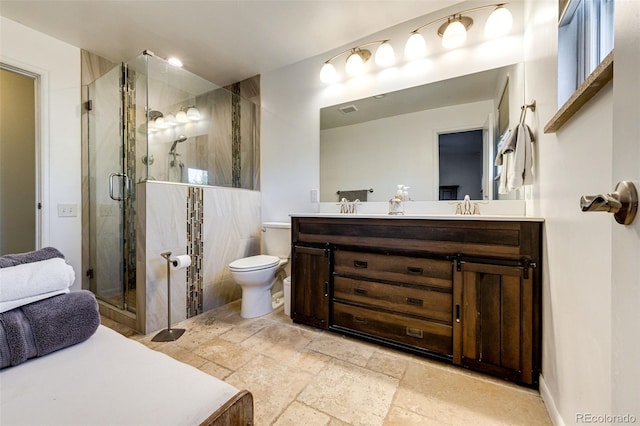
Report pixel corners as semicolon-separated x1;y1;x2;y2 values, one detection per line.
171;255;192;270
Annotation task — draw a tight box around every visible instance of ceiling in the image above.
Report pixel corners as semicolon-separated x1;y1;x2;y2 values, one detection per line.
320;65;507;129
0;0;458;86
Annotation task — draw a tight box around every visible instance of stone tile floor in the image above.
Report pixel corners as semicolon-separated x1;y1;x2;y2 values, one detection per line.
101;301;551;426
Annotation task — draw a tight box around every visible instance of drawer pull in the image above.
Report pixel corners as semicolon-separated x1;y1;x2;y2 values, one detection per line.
353;260;368;269
406;297;423;307
407;266;423;275
455;304;460;323
353;315;367;324
354;288;368;296
406;327;424;338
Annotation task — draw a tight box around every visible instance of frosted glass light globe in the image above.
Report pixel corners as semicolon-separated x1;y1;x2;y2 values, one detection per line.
485;6;513;38
345;51;365;75
374;42;395;67
319;62;338;84
176;111;189;123
186;107;201;121
442;20;467;49
404;32;427;60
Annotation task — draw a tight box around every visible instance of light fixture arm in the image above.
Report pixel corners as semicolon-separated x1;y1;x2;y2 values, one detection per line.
409;2;507;34
323;39;390;64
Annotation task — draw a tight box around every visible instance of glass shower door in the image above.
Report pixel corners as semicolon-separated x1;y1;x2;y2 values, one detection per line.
88;65;127;310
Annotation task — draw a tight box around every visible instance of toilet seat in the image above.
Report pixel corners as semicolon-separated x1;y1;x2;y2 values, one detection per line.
229;255;280;272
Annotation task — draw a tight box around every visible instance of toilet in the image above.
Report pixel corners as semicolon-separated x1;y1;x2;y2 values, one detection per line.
228;222;291;318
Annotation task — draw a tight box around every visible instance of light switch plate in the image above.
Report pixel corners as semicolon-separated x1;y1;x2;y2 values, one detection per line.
310;189;319;203
57;203;78;217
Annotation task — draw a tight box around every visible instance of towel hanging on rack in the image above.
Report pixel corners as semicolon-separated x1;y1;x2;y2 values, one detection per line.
336;189;373;202
495;123;534;194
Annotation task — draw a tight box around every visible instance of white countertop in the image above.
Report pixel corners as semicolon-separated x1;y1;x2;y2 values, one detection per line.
290;213;544;222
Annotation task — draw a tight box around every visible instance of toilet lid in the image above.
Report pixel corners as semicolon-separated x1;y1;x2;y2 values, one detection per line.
229;255;280;272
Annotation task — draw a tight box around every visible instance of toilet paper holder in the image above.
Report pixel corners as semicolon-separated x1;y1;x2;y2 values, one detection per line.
152;251;187;342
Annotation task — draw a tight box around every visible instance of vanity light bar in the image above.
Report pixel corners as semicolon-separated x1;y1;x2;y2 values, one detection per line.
320;3;513;84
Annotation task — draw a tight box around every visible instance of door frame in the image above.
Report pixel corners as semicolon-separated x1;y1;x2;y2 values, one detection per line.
0;61;45;250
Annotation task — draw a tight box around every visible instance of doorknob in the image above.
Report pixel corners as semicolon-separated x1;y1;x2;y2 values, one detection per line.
580;181;638;225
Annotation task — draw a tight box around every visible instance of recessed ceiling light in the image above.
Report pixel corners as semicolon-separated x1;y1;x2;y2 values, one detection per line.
168;57;183;68
374;94;386;99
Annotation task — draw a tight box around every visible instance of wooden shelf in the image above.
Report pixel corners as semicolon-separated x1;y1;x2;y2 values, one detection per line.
544;50;614;133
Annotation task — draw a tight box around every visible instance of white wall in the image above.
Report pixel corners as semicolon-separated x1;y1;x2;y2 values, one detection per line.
261;8;524;222
0;17;82;289
523;0;617;424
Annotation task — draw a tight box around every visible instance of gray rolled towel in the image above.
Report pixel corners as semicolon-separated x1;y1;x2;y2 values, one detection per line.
21;290;99;357
0;291;99;369
0;247;65;268
0;310;37;368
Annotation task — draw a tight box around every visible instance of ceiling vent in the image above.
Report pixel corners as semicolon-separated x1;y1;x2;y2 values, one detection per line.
339;105;358;114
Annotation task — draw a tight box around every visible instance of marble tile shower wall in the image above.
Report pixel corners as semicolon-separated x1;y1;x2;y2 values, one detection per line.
138;181;261;334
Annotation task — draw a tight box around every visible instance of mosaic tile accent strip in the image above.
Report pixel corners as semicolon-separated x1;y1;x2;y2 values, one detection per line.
186;186;204;317
123;67;137;307
231;82;241;188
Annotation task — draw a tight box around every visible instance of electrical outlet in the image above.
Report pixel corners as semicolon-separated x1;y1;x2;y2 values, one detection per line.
57;203;78;217
310;189;319;203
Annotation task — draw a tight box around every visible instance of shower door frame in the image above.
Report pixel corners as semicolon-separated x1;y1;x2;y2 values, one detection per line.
87;63;136;313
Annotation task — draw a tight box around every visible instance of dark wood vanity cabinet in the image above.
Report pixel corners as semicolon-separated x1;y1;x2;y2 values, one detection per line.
453;261;537;385
291;245;330;329
332;250;454;358
290;216;542;387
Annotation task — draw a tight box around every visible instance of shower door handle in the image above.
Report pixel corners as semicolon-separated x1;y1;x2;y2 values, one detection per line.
109;172;130;201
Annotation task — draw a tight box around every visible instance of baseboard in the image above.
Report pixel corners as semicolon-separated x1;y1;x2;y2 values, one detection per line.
540;374;565;426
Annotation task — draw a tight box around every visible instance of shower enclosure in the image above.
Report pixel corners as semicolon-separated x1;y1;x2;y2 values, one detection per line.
86;51;258;313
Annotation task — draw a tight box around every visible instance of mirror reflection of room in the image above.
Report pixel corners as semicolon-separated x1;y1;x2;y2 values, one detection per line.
320;63;524;202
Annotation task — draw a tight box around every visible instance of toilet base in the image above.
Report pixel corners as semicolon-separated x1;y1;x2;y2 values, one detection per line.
240;285;274;318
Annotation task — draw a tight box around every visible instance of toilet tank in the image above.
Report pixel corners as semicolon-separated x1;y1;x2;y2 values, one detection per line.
262;222;291;259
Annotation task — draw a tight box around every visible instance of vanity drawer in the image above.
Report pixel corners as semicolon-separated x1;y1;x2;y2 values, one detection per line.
333;302;452;355
334;276;452;323
334;251;452;290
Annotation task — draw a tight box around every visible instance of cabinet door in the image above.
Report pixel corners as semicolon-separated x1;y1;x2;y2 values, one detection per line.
453;262;535;385
291;245;330;329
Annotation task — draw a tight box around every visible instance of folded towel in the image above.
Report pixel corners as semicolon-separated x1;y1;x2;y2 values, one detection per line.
0;291;99;369
0;289;70;314
0;247;64;269
0;258;75;304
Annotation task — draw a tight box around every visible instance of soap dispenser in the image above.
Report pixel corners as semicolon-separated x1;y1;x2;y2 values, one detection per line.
389;184;405;215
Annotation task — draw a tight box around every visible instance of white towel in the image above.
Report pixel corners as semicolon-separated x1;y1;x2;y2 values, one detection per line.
0;258;75;303
0;289;70;314
495;124;534;193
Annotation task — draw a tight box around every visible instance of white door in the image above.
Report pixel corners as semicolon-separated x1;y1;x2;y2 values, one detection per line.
610;0;640;413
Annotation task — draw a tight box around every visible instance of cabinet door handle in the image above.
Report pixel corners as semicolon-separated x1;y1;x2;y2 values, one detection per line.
407;266;423;275
354;288;367;296
455;304;461;323
353;316;367;324
406;297;423;307
353;260;368;268
406;327;424;338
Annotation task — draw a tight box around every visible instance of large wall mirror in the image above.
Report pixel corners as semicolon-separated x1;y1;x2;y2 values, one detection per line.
320;62;525;202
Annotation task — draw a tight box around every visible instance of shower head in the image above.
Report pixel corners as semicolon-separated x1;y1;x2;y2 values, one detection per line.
169;135;187;154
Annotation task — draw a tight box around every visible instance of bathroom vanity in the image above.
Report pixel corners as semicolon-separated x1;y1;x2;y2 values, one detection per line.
290;214;543;387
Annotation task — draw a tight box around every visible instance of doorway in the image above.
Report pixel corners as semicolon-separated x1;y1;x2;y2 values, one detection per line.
0;66;37;255
438;129;483;200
